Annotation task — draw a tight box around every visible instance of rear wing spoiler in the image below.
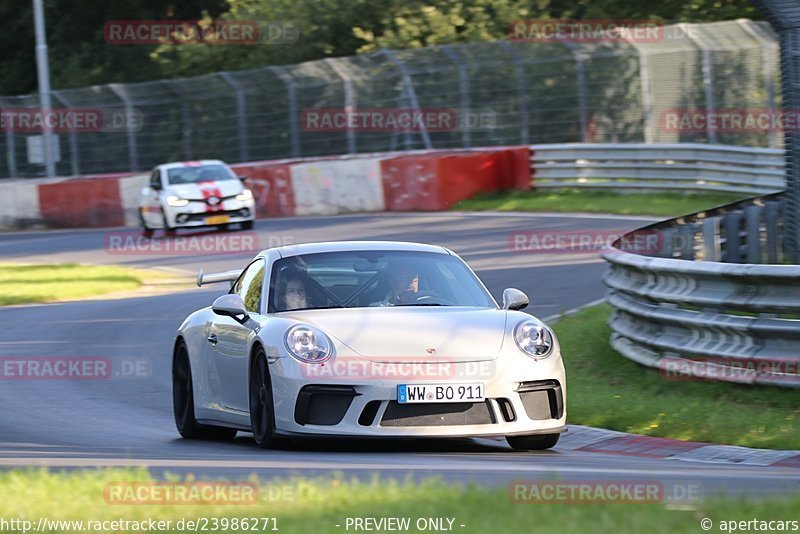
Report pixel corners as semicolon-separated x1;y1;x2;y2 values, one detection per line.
196;269;241;287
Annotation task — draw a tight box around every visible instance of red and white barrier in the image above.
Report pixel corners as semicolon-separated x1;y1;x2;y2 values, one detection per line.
0;147;531;229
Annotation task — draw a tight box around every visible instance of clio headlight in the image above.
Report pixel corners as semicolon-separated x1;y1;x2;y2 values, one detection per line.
166;195;190;207
514;320;554;359
235;189;253;201
284;324;332;363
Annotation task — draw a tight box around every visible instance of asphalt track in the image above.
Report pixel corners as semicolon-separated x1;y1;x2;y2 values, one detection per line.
0;212;798;500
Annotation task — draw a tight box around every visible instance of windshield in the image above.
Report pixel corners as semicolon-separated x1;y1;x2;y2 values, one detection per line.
166;164;236;185
268;250;496;312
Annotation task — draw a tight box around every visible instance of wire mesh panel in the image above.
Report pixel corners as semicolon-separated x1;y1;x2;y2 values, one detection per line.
0;19;782;177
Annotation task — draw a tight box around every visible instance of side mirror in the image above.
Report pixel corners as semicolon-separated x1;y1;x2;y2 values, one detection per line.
212;294;248;319
238;175;248;183
502;288;529;311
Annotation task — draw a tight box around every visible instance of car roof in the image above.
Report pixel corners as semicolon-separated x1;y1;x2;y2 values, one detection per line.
268;241;451;258
158;160;227;170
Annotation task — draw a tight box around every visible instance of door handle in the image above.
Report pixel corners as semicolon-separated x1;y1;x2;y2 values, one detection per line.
207;334;218;345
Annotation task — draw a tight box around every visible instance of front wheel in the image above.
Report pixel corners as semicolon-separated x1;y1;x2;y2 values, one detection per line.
249;348;280;449
139;211;153;239
506;433;560;451
162;213;176;238
241;220;254;230
172;341;237;441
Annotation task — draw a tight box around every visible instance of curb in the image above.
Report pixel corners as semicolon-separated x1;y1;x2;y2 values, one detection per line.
559;425;800;467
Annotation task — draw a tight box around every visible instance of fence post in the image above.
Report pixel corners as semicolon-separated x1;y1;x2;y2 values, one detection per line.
324;58;357;154
738;19;781;149
496;41;530;145
218;72;250;162
0;97;18;178
108;84;139;171
269;66;300;158
51;91;79;176
683;24;719;144
382;49;432;149
441;45;471;147
160;81;192;161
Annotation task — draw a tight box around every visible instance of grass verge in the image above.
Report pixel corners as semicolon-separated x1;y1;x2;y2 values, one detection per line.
451;188;747;217
0;469;797;534
0;263;175;306
552;304;800;449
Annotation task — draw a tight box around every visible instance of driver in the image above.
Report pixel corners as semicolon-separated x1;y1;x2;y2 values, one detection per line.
371;264;420;306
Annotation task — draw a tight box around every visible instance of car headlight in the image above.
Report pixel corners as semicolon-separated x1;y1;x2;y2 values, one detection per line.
235;189;253;202
514;320;554;359
285;324;332;363
166;195;190;207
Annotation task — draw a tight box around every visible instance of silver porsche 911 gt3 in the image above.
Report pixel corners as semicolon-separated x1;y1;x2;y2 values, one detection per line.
172;241;566;450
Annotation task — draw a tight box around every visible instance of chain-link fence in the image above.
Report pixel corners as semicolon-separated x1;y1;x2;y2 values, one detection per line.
0;19;781;178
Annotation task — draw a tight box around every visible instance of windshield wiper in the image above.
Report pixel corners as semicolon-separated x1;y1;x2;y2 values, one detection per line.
395;303;446;307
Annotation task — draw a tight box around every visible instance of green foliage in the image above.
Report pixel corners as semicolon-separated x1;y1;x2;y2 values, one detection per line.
0;0;760;95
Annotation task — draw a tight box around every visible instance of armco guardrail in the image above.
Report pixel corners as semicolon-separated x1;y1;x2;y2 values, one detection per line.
602;193;800;387
531;143;785;195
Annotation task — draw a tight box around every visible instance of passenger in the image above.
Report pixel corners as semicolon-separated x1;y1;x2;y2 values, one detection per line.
277;271;309;310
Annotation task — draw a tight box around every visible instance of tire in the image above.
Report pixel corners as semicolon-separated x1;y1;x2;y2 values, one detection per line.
162;213;176;238
139;211;153;239
249;347;281;449
172;340;237;441
216;223;230;232
241;220;254;230
506;433;560;451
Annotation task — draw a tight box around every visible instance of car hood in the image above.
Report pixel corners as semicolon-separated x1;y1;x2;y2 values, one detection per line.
285;307;508;362
167;179;243;200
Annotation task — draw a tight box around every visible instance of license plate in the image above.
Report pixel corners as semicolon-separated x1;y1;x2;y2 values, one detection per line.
397;383;484;404
205;215;230;225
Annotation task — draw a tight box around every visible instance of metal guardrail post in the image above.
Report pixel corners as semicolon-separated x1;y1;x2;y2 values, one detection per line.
702;217;721;261
382;49;433;149
269;66;300;158
765;201;781;263
218;72;250;162
51;91;79;176
107;84;139;171
745;204;763;263
441;45;471;147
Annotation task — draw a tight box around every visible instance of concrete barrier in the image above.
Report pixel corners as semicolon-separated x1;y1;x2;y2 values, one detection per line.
0;147;531;229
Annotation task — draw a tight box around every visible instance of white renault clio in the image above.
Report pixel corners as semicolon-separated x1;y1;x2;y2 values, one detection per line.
139;160;256;237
